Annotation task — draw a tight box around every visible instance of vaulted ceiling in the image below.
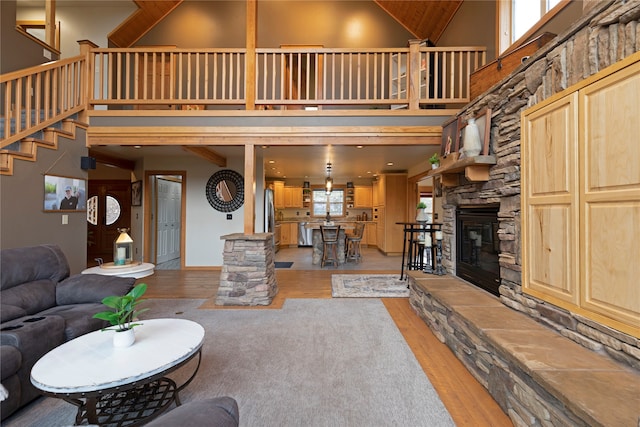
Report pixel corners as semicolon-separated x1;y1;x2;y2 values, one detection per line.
108;0;463;48
374;0;462;42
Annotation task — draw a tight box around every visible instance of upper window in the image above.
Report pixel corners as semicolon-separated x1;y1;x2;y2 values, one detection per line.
312;189;344;218
499;0;564;54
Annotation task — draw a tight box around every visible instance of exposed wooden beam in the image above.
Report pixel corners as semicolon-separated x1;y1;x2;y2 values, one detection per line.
182;146;226;167
88;149;136;170
108;0;183;48
374;0;462;43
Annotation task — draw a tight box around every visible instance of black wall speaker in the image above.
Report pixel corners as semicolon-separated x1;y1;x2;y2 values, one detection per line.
81;156;96;170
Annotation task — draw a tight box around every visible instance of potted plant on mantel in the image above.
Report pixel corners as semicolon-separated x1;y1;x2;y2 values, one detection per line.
93;283;149;347
416;202;428;223
429;153;440;169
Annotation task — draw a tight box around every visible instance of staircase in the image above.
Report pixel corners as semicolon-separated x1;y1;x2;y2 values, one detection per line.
0;117;88;176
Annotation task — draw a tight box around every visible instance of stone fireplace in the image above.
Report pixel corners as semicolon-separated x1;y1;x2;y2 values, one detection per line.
433;0;639;369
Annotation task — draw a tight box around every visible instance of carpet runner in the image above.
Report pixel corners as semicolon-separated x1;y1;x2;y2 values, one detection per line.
331;274;409;297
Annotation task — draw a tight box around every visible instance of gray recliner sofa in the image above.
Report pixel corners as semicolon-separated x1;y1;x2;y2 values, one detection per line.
0;244;136;420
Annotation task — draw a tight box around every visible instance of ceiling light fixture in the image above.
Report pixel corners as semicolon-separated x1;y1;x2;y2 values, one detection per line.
325;162;333;194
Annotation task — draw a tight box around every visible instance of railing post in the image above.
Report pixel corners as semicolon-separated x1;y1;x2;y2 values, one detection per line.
408;39;422;111
78;40;98;123
245;0;256;110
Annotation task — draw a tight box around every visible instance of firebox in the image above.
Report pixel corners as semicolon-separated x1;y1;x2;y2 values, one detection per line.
456;206;500;296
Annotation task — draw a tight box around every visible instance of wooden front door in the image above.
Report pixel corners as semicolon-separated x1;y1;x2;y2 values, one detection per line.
87;180;132;265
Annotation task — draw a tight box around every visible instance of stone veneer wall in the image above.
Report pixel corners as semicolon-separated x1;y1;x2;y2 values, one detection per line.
216;233;278;305
439;0;640;369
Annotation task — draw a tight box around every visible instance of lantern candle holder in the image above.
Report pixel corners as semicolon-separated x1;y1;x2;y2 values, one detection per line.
114;228;133;266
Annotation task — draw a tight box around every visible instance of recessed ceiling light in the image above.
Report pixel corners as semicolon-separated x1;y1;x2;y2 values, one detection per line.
269;160;275;164
134;145;142;149
356;145;363;149
387;162;394;166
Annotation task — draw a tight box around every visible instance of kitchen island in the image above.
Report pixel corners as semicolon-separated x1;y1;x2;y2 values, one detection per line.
306;223;354;265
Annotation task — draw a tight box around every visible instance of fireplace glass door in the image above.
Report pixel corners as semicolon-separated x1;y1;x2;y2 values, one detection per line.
456;207;500;296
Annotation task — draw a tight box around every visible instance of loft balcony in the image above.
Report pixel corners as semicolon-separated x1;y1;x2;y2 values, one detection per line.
1;42;486;148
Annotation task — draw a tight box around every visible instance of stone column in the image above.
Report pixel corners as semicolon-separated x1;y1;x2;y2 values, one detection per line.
216;233;278;306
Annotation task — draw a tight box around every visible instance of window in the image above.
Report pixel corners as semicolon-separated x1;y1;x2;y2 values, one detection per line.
312;189;344;218
498;0;566;54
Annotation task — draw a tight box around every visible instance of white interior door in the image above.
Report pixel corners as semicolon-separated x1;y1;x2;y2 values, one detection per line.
156;178;182;264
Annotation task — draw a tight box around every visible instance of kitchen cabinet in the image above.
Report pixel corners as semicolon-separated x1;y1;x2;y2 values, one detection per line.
272;181;285;209
521;53;639;337
354;186;372;208
373;174;407;255
372;179;380;207
284;187;303;208
279;222;298;246
363;222;376;247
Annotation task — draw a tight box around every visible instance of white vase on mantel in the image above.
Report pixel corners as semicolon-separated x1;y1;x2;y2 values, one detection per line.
113;328;135;347
463;118;482;157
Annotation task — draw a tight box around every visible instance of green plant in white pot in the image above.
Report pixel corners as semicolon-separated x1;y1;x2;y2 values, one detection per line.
429;153;440;169
416;202;428;223
93;283;149;347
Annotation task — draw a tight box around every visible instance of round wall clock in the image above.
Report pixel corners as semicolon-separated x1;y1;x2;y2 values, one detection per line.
205;169;244;212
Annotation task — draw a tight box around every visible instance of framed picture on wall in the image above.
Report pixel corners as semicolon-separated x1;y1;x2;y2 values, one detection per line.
131;180;142;206
441;116;461;157
43;174;87;212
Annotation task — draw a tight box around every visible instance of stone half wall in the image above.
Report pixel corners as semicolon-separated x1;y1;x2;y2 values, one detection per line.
216;233;278;306
440;0;639;369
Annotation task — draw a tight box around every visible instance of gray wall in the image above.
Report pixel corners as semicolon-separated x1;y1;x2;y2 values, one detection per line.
0;130;89;274
0;0;54;74
138;0;415;48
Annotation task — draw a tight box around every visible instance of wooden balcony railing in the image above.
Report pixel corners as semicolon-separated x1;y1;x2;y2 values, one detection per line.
2;44;486;146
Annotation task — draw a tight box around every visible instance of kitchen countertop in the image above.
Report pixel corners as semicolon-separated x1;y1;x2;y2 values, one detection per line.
277;219;375;223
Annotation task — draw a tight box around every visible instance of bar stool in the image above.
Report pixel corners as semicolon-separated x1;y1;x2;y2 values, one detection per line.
320;225;340;267
346;222;365;263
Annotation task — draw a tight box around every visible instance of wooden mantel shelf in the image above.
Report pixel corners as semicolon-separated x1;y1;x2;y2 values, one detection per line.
428;155;497;186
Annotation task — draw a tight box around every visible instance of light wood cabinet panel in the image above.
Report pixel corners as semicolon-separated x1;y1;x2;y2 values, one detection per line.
522;92;579;306
279;222;298;246
522;53;640;337
375;207;385;250
284;186;303;208
372;179;381;207
371;174;407;254
280;221;291;244
272;181;285;209
354;186;372;208
579;60;640;330
365;222;377;246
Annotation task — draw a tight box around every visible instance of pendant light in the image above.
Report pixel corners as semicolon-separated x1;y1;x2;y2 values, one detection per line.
325;162;333;194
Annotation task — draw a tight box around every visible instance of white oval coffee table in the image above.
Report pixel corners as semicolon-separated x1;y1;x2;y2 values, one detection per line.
31;318;204;426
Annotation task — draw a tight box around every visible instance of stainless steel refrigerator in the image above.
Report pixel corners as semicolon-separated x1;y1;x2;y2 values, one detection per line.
264;188;279;252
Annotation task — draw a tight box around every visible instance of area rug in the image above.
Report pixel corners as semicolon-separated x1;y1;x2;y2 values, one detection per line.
332;274;409;298
5;298;453;427
274;261;294;268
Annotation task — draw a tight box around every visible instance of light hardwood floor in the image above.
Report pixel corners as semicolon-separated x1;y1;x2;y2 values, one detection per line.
144;250;512;426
